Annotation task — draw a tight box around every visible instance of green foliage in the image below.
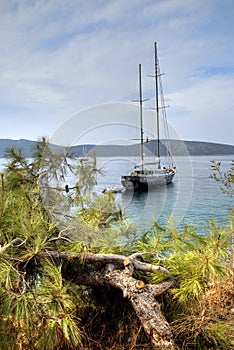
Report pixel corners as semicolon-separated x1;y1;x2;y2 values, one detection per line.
4;146;37;190
134;216;234;349
0;138;136;349
0;141;233;349
0;259;83;350
35;261;83;350
73;153;99;199
65;189;136;251
0;139;83;349
210;159;234;196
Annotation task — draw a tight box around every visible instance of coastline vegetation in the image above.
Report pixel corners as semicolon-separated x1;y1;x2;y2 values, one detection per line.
0;138;233;349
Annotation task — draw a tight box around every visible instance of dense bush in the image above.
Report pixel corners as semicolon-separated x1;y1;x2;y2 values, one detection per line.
0;139;233;349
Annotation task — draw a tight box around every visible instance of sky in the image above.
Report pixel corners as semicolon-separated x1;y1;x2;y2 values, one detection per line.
0;0;234;146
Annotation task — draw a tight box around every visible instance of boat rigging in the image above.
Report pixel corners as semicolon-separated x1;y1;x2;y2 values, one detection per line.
121;42;176;191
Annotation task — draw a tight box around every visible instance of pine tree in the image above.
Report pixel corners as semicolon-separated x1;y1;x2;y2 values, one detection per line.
0;141;233;349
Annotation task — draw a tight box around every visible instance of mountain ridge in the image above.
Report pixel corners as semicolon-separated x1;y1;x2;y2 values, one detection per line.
0;138;233;158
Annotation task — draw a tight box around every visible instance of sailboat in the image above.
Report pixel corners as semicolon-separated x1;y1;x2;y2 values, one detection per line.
121;42;176;191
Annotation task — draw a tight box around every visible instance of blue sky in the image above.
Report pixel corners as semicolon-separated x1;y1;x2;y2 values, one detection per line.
0;0;234;145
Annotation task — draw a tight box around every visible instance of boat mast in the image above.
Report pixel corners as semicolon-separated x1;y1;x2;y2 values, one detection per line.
139;64;144;173
154;42;161;169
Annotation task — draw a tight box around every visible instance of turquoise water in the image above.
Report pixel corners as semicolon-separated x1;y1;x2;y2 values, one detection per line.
96;155;234;233
1;155;233;233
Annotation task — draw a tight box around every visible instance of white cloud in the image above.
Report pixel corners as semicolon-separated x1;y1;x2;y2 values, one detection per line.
168;74;234;142
0;0;233;144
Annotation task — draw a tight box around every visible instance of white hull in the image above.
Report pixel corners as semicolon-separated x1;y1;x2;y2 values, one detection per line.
121;168;176;191
120;43;176;192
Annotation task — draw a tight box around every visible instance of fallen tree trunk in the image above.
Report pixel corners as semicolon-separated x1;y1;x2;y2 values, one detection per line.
44;251;178;349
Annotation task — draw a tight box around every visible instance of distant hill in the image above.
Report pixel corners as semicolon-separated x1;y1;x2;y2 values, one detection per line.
0;139;62;158
0;138;233;158
0;139;37;158
146;139;234;156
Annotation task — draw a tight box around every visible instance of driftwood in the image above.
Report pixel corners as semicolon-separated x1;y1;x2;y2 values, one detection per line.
45;251;178;349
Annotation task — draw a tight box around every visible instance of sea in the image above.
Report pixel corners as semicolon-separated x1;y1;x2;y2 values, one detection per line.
0;155;233;234
95;155;234;233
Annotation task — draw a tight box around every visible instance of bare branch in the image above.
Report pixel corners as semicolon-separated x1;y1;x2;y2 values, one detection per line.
39;249;178;349
43;251;171;275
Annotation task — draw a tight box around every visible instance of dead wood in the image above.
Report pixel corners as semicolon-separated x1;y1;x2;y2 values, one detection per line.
43;250;179;349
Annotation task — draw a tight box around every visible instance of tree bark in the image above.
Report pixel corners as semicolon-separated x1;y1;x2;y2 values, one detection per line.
44;251;178;349
105;269;178;350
